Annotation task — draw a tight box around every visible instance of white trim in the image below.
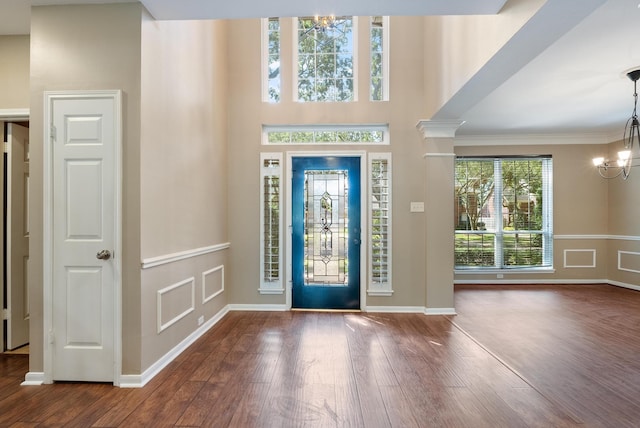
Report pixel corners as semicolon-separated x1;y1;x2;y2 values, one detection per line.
21;372;45;386
285;151;368;310
228;304;288;311
609;235;640;242
141;242;231;269
563;249;596;268
120;305;230;388
454;132;615;147
367;289;394;296
455;278;607;285
43;90;122;386
554;234;610;240
416;119;465;139
257;287;285;295
554;234;640;241
0;109;29;121
157;277;195;333
618;251;640;274
455;268;556;275
202;265;224;304
425;308;457;316
608;280;640;293
365;306;424;313
423;152;456;158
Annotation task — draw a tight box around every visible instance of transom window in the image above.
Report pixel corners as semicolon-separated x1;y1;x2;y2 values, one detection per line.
263;125;388;145
455;156;553;270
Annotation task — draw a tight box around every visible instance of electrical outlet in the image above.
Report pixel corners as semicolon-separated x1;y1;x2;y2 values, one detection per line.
497;273;504;279
198;316;204;326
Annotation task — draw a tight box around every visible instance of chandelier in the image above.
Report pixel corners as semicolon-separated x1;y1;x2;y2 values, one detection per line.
300;15;349;40
593;69;640;179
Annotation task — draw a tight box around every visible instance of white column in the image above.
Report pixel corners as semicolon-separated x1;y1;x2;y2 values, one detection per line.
416;120;463;315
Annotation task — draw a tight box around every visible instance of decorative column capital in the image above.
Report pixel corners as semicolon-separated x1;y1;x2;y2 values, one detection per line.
416;119;465;139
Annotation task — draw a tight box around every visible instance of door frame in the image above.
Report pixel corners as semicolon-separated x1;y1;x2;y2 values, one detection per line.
43;90;122;384
0;109;29;353
285;151;367;310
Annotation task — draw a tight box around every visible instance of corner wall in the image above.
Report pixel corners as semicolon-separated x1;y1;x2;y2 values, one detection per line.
139;16;230;371
30;2;144;374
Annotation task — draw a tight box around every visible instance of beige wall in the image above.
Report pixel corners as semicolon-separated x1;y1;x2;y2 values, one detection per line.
227;17;436;309
139;16;229;371
424;0;545;116
604;140;640;287
30;3;144;373
0;35;30;109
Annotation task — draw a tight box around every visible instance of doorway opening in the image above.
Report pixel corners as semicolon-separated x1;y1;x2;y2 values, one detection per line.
1;119;30;355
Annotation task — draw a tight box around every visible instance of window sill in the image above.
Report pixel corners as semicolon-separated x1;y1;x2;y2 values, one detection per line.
258;287;285;295
455;268;555;275
367;289;394;297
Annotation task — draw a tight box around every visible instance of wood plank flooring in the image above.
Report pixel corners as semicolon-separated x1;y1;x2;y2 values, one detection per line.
0;283;637;426
454;283;640;428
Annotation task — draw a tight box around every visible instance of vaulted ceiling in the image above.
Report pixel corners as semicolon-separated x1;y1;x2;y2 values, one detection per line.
3;0;639;139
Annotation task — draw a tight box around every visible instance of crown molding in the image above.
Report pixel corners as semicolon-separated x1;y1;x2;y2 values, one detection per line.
416;119;465;139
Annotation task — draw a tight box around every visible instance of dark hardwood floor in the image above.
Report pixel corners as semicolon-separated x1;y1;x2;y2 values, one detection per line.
454;283;640;428
0;283;638;426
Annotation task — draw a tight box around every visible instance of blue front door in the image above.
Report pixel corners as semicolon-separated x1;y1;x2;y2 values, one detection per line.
292;157;361;310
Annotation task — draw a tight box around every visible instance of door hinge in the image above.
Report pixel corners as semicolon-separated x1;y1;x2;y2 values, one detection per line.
50;125;57;141
2;308;9;320
49;330;55;344
3;141;8;153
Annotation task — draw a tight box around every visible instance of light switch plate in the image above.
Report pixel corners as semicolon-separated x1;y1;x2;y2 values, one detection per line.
410;202;425;212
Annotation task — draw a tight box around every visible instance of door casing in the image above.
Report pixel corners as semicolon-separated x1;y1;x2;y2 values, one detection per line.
43;90;122;384
285;151;367;310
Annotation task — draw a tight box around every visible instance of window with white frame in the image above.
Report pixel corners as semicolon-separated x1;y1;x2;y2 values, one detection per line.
262;18;281;103
260;153;284;293
369;153;392;295
295;16;356;102
454;156;553;270
263;124;389;145
370;16;389;101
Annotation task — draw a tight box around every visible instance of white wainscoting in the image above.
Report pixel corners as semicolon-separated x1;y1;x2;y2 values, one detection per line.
141;242;231;269
563;249;596;268
202;265;224;304
618;251;640;274
157;277;195;333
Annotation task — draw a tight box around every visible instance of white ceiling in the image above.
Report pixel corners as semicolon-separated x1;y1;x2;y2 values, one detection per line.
2;0;639;139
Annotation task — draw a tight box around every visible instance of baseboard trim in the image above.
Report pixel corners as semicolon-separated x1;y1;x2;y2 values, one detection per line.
607;280;640;292
21;372;45;386
119;305;230;388
425;307;457;316
228;304;288;311
365;306;424;313
455;279;607;285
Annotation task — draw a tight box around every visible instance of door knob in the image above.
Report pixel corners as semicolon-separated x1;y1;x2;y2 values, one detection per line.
96;250;112;260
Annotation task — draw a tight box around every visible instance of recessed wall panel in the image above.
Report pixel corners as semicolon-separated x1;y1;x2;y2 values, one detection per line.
203;265;224;304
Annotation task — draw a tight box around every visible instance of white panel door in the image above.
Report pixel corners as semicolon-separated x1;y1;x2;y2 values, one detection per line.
51;96;117;382
6;123;30;350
